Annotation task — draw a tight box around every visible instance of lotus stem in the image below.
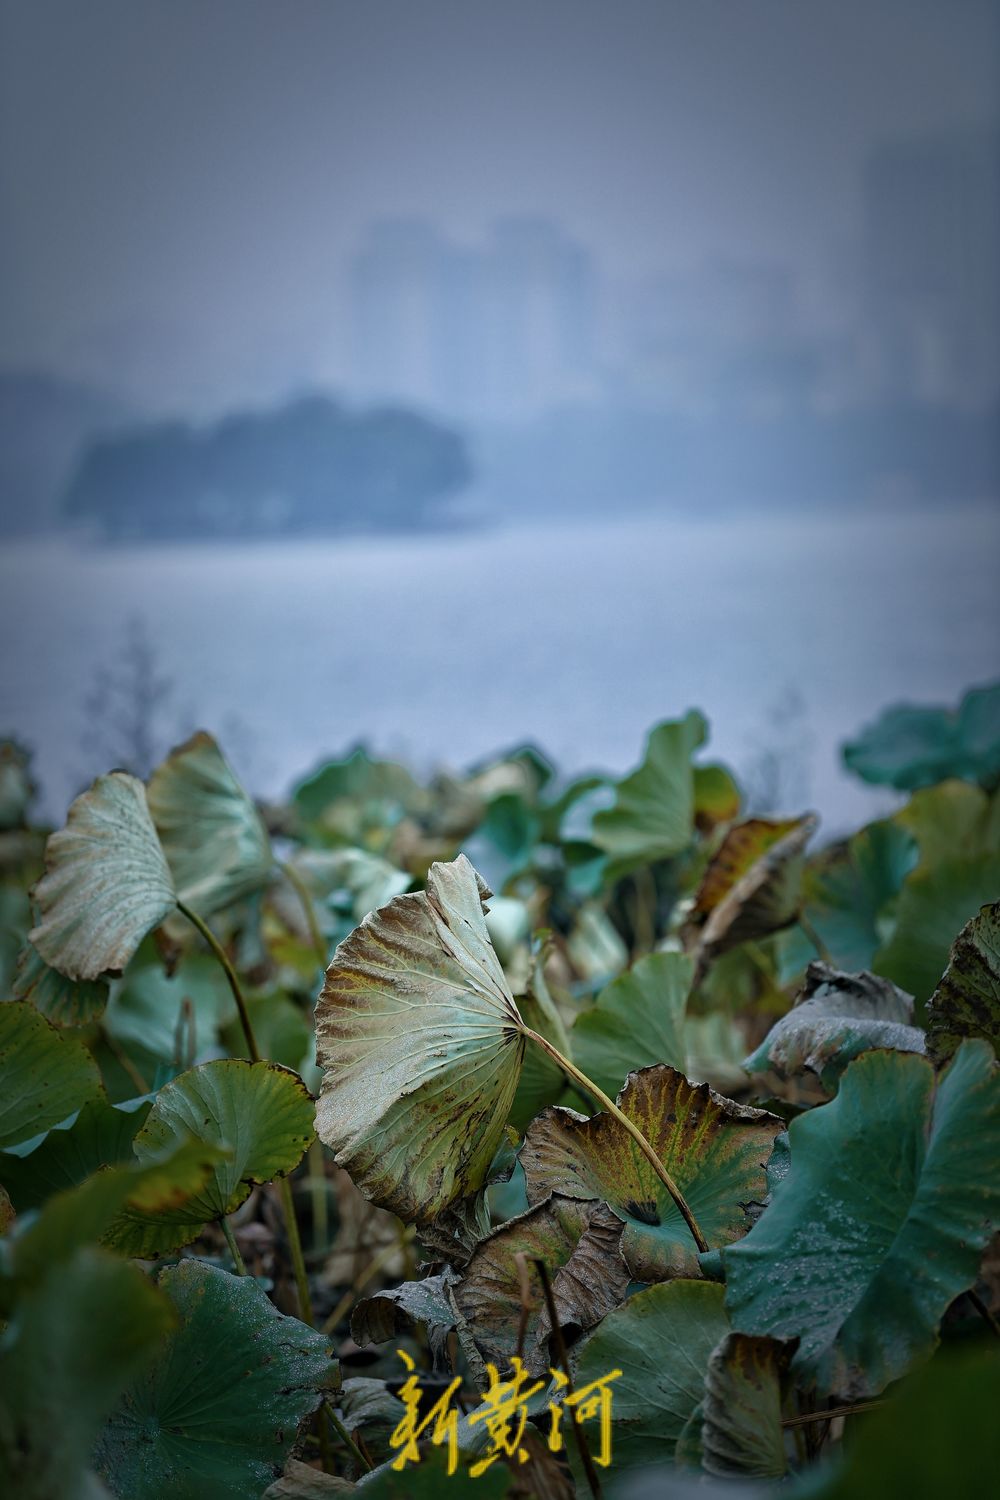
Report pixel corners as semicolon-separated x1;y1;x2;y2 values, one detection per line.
323;1399;374;1473
798;912;832;965
533;1256;603;1500
521;1028;710;1254
221;1216;247;1276
177;899;260;1063
277;858;328;972
278;1173;315;1326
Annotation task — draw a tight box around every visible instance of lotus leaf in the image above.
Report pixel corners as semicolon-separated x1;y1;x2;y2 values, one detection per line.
700;1332;793;1479
13;941;109;1026
688;814;817;965
843;681;1000;791
0;1094;151;1212
315;854;526;1223
0;1001;102;1149
724;1041;1000;1398
521;1065;783;1280
95;1261;334;1500
147;731;273;915
926;901;1000;1062
571;951;692;1100
591;711;708;870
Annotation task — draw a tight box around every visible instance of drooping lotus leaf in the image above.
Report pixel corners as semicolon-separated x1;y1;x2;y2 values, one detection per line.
875;782;1000;1004
774;815;917;982
700;1332;793;1479
95;1260;335;1500
0;1247;174;1500
520;1065;783;1281
146;731;273;916
687;814;818;965
111;1059;315;1255
0;1094;151;1212
315;855;526;1224
724;1041;1000;1399
591;711;708;870
571;1280;730;1473
29;771;176;981
571;951;692;1101
842;681;1000;792
452;1195;629;1375
0;1001;102;1149
744;962;925;1092
926;901;1000;1062
12;940;110;1026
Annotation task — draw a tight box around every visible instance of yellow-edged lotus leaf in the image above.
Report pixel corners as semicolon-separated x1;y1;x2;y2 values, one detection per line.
315;854;526;1224
29;771;176;981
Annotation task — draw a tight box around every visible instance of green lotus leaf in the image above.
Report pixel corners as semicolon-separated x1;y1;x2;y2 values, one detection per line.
688;814;817;966
12;940;110;1026
520;1065;783;1281
0;1094;151;1212
452;1195;629;1375
773;815;917;981
591;711;708;870
565;900;628;984
744;962;925;1092
843;681;1000;792
0;1001;102;1149
314;855;526;1224
700;1332;793;1479
29;771;176;980
571;1280;730;1472
507;980;576;1133
0;1247;174;1500
95;1260;335;1500
221;990;312;1072
147;731;273;916
110;1059;315;1255
292;747;424;845
875;782;1000;1004
571;951;692;1100
724;1041;1000;1399
926;901;1000;1062
692;763;742;830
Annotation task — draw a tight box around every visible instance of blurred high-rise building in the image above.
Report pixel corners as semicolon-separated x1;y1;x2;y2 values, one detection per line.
348;217;596;420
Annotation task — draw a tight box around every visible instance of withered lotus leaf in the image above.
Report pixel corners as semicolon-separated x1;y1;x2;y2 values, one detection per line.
314;854;526;1223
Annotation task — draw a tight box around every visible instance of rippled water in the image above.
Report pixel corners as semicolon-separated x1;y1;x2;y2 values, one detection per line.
2;505;997;832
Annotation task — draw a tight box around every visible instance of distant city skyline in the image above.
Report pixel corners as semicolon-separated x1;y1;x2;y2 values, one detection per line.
2;0;998;416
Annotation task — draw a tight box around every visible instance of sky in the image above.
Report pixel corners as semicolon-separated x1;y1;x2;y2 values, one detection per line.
1;0;998;410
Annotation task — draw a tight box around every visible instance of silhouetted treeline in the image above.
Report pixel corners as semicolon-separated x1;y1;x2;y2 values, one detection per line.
62;394;472;539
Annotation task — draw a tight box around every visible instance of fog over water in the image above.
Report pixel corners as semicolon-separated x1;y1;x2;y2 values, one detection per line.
3;504;997;832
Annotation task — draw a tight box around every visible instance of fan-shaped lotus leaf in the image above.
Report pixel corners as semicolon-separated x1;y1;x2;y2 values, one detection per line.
592;711;708;870
29;771;176;980
724;1041;1000;1399
95;1261;334;1500
147;731;272;915
744;962;925;1091
315;854;526;1224
0;1001;102;1149
926;901;1000;1062
113;1059;315;1255
520;1065;783;1281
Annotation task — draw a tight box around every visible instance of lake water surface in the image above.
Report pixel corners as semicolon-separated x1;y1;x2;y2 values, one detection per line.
2;505;998;833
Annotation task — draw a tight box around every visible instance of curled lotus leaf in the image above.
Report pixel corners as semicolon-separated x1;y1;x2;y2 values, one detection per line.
686;814;818;966
147;731;273;916
744;962;925;1091
29;771;176;981
315;855;526;1224
452;1194;629;1375
724;1041;1000;1399
520;1065;783;1281
926;901;1000;1063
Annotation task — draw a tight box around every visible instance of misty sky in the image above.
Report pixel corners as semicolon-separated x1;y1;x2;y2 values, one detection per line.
2;0;998;411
